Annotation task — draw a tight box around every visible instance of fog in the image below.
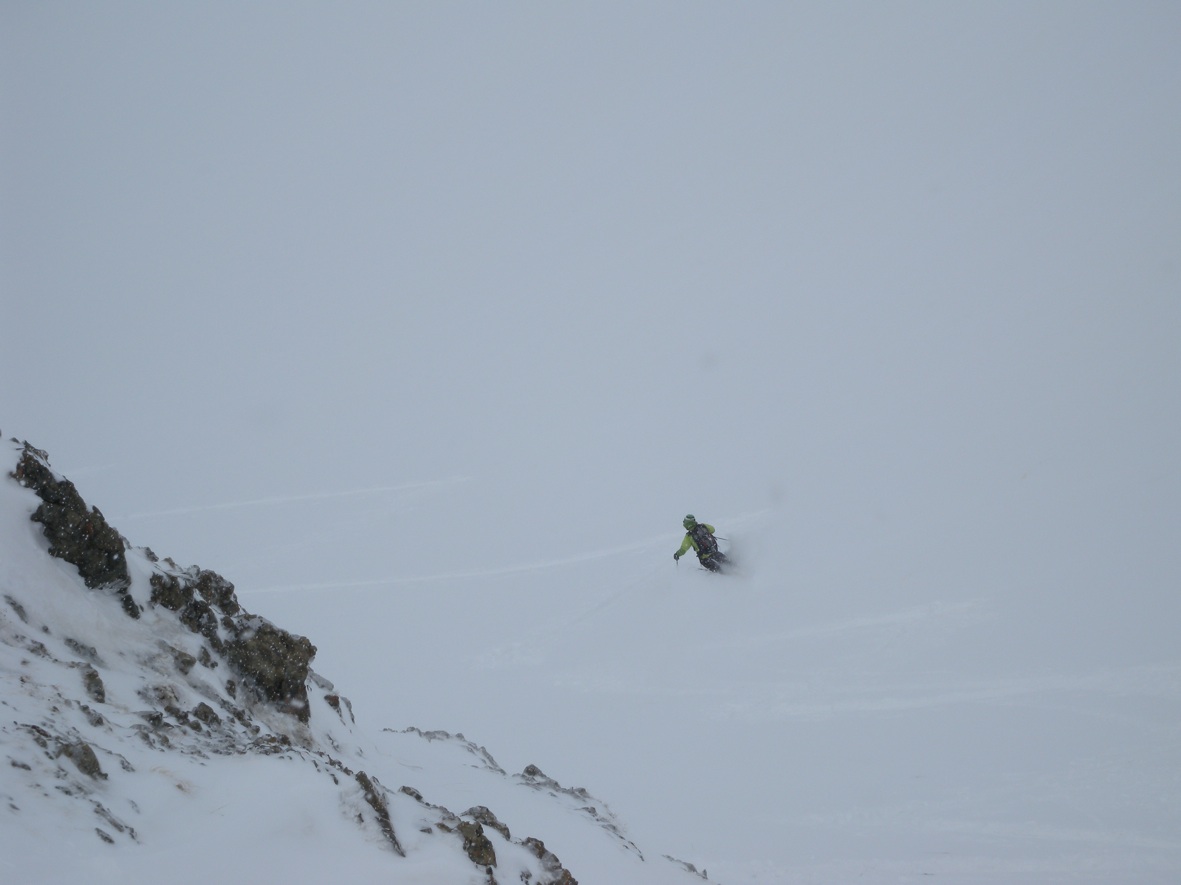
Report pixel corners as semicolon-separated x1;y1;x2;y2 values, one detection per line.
3;4;1180;880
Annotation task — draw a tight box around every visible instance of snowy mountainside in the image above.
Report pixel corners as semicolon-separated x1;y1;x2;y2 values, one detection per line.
249;468;1181;883
0;439;711;884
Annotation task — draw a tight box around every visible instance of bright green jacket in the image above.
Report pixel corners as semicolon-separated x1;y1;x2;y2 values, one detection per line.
675;524;716;560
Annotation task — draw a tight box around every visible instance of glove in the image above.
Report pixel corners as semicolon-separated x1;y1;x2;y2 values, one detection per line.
673;552;681;561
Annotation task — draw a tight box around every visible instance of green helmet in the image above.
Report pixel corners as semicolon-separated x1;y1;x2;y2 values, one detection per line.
683;514;697;529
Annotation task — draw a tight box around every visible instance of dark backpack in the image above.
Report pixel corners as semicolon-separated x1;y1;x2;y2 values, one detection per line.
689;523;718;556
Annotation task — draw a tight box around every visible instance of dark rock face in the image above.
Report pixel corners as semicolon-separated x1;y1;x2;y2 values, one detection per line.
457;820;497;868
355;771;405;856
151;570;316;721
149;573;190;611
13;441;317;724
12;443;138;618
524;837;579;885
224;618;316;722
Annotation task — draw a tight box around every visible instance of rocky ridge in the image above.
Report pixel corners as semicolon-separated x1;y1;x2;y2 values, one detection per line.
3;439;698;883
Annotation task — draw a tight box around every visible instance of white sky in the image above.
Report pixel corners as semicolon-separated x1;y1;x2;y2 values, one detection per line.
3;2;1179;599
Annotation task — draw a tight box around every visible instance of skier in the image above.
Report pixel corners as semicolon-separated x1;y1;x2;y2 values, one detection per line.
673;514;728;572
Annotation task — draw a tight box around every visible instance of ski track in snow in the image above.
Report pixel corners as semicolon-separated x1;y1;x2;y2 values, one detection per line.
242;507;768;595
245;530;682;594
112;476;472;521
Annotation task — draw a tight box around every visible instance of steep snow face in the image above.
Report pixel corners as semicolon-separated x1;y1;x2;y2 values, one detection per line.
247;500;1181;885
3;435;1179;883
0;441;713;885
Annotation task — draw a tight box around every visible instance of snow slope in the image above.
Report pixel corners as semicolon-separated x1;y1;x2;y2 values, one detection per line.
0;440;713;884
6;435;1175;882
243;486;1181;884
4;6;1180;882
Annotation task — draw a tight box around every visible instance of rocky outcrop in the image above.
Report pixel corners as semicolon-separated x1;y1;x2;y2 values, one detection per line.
525;837;579;885
519;764;643;860
11;443;318;724
149;567;317;722
12;442;138;618
390;732;582;884
355;771;405;856
457;819;497;867
223;617;316;722
58;739;105;780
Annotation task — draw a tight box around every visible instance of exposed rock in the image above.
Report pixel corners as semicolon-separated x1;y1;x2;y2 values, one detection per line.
58;740;105;780
324;693;355;724
524;837;579;885
12;444;137;617
465;805;510;840
12;445;315;730
140;683;180;708
193;568;239;615
93;800;137;841
355;771;405;856
179;597;218;641
393;727;506;774
457;819;497;868
248;733;292;755
170;646;197;675
4;593;29;623
65;637;101;663
79;663;106;703
519;764;643;861
198;645;218;669
663;855;710;880
149;573;189;611
224;617;316;722
192;702;221;726
152;563;315;723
